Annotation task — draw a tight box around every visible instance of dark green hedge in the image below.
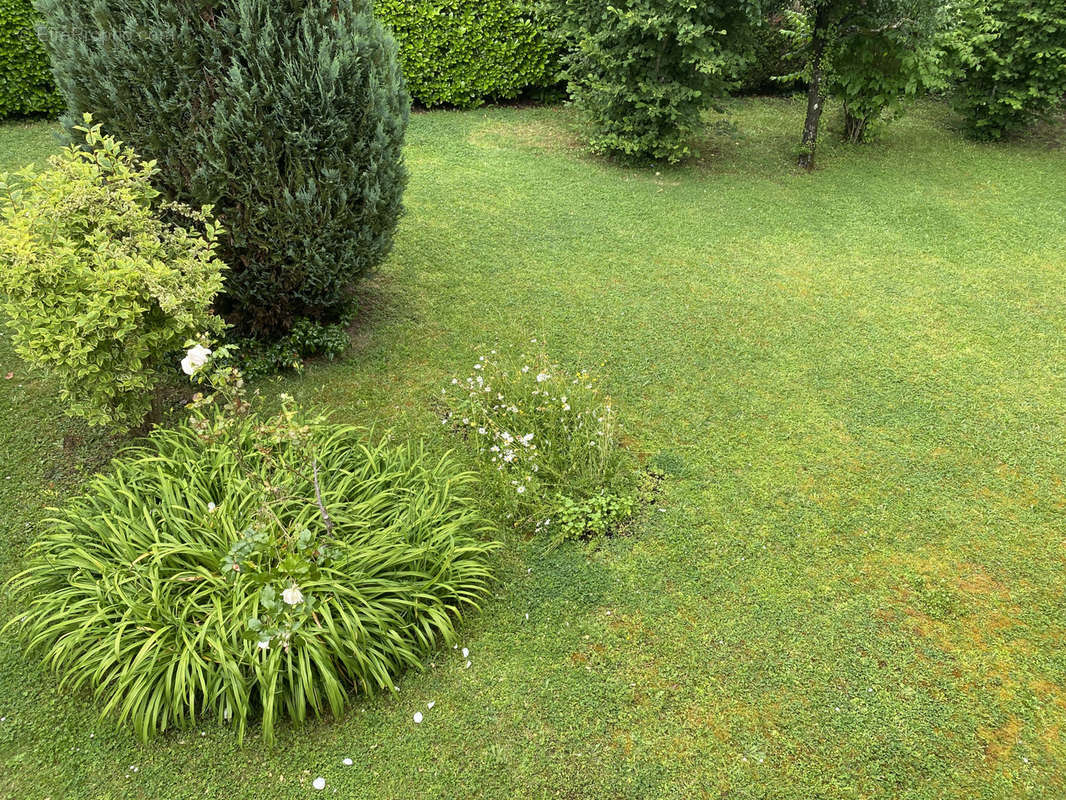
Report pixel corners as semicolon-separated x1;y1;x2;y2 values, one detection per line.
0;0;62;118
733;13;804;95
375;0;560;108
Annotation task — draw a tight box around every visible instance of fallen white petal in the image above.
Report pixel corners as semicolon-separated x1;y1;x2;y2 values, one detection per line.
342;758;353;766
461;647;469;658
413;711;423;724
312;777;326;790
427;701;435;709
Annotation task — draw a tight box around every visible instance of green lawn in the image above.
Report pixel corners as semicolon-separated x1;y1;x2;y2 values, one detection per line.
2;97;1065;799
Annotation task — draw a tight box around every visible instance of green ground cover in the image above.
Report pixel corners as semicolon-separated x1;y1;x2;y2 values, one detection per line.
1;97;1065;798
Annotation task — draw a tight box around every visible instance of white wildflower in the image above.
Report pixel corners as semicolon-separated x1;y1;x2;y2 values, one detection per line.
180;344;211;376
282;585;304;605
342;758;353;766
413;711;423;724
536;373;550;382
313;777;326;791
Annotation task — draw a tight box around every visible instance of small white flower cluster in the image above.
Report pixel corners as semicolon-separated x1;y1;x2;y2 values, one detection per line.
441;344;622;524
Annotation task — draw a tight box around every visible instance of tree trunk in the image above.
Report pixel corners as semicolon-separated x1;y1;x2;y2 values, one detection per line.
144;387;164;431
843;106;869;144
798;9;830;170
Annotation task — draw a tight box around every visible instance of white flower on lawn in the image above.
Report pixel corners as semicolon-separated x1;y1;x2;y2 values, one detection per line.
477;427;486;435
207;501;216;512
282;585;304;605
312;777;326;791
536;372;550;382
461;647;469;658
521;365;530;373
180;344;211;376
520;433;534;445
413;711;424;724
342;758;353;766
257;639;270;651
473;363;482;370
516;485;526;494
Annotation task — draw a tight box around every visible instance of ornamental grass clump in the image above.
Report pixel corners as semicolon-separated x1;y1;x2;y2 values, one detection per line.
5;401;496;743
441;345;637;546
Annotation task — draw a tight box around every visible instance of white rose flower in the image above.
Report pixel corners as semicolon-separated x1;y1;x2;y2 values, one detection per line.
180;344;212;376
282;585;304;606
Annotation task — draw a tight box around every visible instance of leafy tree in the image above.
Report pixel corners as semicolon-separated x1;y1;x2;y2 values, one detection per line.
829;5;947;142
34;0;409;339
547;0;762;163
951;0;1066;140
789;0;946;168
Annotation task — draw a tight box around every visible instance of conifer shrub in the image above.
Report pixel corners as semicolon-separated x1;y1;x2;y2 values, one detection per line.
547;0;759;163
34;0;410;338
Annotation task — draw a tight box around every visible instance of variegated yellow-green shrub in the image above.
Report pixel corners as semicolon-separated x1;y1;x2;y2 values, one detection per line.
0;116;225;429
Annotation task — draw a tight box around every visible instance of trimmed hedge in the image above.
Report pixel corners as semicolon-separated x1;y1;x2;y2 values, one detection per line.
375;0;560;108
0;0;61;118
2;0;557;116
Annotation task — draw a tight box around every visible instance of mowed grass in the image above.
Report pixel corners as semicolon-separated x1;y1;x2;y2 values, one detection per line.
1;96;1065;799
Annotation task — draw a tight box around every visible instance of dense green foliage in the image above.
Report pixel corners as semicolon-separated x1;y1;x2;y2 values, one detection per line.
0;0;61;118
732;12;804;94
35;0;409;339
828;16;947;142
549;0;760;162
376;0;559;108
6;409;496;743
952;0;1066;140
0;119;223;428
3;100;1066;798
237;317;353;380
